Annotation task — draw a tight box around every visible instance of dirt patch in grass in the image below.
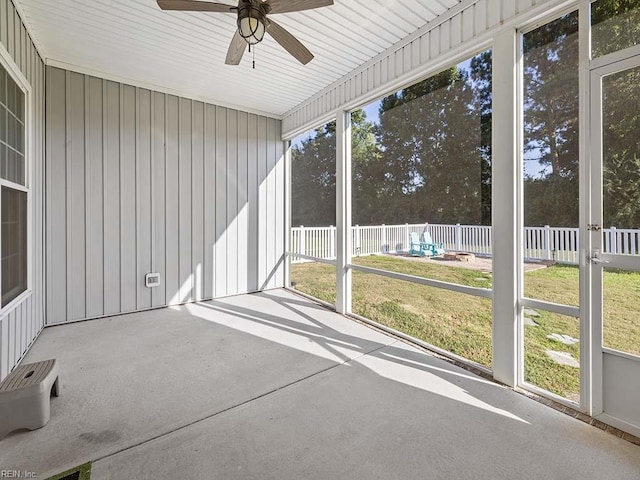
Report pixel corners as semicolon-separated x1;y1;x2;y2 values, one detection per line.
385;252;547;273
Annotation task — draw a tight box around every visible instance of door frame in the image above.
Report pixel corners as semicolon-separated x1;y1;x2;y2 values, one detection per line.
587;44;640;425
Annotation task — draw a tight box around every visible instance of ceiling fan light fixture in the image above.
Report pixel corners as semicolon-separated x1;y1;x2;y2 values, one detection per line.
237;4;266;45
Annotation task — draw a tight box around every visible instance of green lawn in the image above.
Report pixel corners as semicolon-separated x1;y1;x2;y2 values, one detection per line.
602;268;640;356
291;255;640;400
524;264;579;306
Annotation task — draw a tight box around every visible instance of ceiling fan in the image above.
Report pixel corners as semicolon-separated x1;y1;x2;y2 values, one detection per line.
157;0;334;65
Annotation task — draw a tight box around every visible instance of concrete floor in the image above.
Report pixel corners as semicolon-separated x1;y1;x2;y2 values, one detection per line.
1;289;639;479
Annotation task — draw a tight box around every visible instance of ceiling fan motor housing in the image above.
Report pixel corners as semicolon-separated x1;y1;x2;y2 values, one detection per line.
237;0;271;45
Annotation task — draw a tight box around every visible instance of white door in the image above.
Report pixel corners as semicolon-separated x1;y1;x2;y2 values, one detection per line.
590;50;640;437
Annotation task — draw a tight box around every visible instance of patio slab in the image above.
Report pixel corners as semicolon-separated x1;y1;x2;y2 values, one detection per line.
1;289;639;479
92;340;640;480
0;289;395;478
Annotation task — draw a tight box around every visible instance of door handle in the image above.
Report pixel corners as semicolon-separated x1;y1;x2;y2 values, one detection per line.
589;250;610;265
591;257;609;264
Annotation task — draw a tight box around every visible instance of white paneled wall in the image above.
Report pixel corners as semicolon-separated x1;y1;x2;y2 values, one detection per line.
46;67;285;325
283;0;560;137
0;0;46;381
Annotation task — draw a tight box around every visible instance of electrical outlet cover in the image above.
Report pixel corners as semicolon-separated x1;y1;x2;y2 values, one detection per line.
145;273;161;288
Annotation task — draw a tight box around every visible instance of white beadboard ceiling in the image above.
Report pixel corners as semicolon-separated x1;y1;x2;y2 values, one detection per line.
14;0;466;117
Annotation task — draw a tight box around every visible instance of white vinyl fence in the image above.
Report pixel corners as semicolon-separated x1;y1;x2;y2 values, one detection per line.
290;223;640;265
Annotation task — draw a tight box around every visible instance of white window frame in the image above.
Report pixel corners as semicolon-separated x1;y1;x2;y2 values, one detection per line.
285;48;497;376
513;4;585;410
0;42;33;315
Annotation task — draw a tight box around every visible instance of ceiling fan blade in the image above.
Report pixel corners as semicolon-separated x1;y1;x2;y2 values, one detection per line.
266;20;314;65
225;30;247;65
267;0;333;14
157;0;235;12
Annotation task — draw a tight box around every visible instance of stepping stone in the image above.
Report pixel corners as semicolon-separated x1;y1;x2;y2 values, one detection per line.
546;350;580;368
524;308;540;317
475;277;489;282
524;317;539;327
547;333;579;345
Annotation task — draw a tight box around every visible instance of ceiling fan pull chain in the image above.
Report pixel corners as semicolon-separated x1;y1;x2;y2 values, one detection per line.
253;46;256;70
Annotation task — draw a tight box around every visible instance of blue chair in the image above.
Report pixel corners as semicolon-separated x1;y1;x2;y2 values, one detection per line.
422;231;445;256
409;232;434;257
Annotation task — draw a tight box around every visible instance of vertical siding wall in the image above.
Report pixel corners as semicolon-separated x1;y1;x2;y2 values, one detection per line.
282;0;558;136
0;0;46;380
46;67;285;325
